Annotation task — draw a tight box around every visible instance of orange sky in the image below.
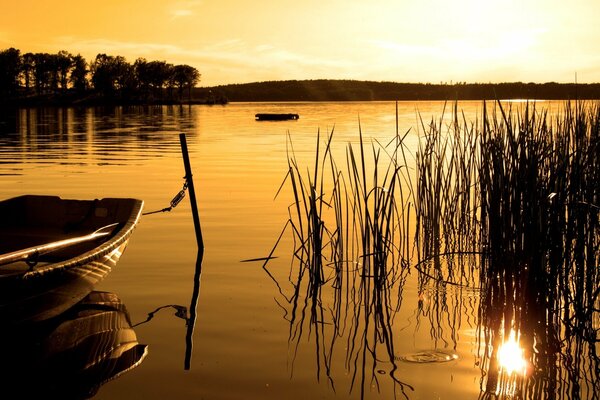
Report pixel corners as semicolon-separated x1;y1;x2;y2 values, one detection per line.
1;0;599;86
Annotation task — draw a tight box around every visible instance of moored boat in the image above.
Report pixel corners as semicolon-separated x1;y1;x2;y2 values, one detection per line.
0;195;143;323
255;113;299;121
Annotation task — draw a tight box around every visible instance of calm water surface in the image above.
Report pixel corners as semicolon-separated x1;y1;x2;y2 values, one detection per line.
0;101;566;399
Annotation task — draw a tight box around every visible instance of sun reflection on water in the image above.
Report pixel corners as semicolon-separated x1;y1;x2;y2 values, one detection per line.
497;331;527;376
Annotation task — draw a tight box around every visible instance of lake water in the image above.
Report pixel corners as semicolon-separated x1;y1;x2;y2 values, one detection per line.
0;100;587;399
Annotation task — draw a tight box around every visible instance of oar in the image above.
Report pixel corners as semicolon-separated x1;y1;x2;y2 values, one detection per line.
0;223;120;267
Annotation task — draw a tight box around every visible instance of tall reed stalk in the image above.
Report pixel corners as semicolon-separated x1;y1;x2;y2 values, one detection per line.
415;100;599;398
264;100;599;399
264;113;415;398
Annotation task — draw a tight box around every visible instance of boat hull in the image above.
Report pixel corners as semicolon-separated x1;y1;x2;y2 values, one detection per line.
0;195;143;324
0;240;130;323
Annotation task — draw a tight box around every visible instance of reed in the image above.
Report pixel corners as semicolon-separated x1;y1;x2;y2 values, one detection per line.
264;100;599;399
264;112;415;398
414;103;482;293
415;100;600;398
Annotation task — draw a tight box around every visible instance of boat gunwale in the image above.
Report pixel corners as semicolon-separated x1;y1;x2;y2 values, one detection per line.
0;198;144;281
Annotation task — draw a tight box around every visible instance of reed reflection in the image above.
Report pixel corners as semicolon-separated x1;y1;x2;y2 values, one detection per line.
416;101;600;399
413;253;480;352
0;291;147;400
263;127;415;398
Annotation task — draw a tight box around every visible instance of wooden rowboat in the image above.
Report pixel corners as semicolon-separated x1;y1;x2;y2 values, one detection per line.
0;195;143;323
255;113;299;121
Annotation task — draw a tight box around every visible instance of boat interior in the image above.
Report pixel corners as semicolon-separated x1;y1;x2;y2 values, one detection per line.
0;195;140;272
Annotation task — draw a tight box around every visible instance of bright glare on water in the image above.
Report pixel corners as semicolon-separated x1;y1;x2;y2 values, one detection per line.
497;330;527;376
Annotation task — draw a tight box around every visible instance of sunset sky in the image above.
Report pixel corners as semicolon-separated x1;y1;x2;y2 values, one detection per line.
1;0;599;86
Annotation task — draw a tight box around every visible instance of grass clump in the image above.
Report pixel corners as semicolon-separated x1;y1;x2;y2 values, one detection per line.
263;100;599;399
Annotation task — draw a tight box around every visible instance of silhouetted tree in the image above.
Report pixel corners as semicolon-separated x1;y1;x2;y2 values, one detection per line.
56;50;73;92
32;53;52;95
91;54;115;96
172;64;201;101
2;47;210;104
0;48;22;96
146;60;173;99
134;57;155;100
90;54;135;97
46;53;61;93
21;52;35;92
70;54;88;93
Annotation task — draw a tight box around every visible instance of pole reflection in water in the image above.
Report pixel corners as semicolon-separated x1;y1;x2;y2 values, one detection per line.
0;291;147;400
185;248;204;370
132;248;204;370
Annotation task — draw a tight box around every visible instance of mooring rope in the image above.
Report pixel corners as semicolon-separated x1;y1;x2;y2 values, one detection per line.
143;178;189;216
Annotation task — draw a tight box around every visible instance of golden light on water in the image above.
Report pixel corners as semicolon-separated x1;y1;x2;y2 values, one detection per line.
497;331;527;376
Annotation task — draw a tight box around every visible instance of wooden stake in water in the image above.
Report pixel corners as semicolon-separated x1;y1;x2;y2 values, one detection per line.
179;133;205;370
179;133;204;249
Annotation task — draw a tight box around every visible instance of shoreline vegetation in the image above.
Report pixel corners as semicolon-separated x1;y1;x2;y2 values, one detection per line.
3;47;600;106
212;79;600;102
0;47;226;107
263;101;599;398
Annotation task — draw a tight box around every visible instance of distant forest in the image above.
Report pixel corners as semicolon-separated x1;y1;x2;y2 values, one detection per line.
3;47;600;106
210;79;600;102
0;47;225;106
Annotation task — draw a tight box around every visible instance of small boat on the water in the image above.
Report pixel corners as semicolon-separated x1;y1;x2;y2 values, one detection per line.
0;195;143;323
255;113;299;121
0;291;148;399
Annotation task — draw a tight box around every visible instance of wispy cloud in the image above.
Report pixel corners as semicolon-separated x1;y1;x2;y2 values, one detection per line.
171;9;193;18
169;0;203;20
50;36;357;85
369;27;545;63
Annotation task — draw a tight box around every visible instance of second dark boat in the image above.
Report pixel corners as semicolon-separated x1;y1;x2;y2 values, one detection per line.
255;113;299;121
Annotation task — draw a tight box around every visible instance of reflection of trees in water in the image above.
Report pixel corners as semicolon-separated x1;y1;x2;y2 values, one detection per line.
0;106;199;163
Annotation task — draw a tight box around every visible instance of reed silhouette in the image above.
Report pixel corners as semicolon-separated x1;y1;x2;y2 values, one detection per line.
264;121;415;398
416;101;600;398
265;100;599;399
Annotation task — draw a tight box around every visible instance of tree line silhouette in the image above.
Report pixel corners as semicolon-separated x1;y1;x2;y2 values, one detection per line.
4;47;600;104
214;79;600;101
0;47;203;105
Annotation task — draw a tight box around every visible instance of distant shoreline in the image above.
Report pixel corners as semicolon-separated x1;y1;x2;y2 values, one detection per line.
3;80;600;107
209;80;600;102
